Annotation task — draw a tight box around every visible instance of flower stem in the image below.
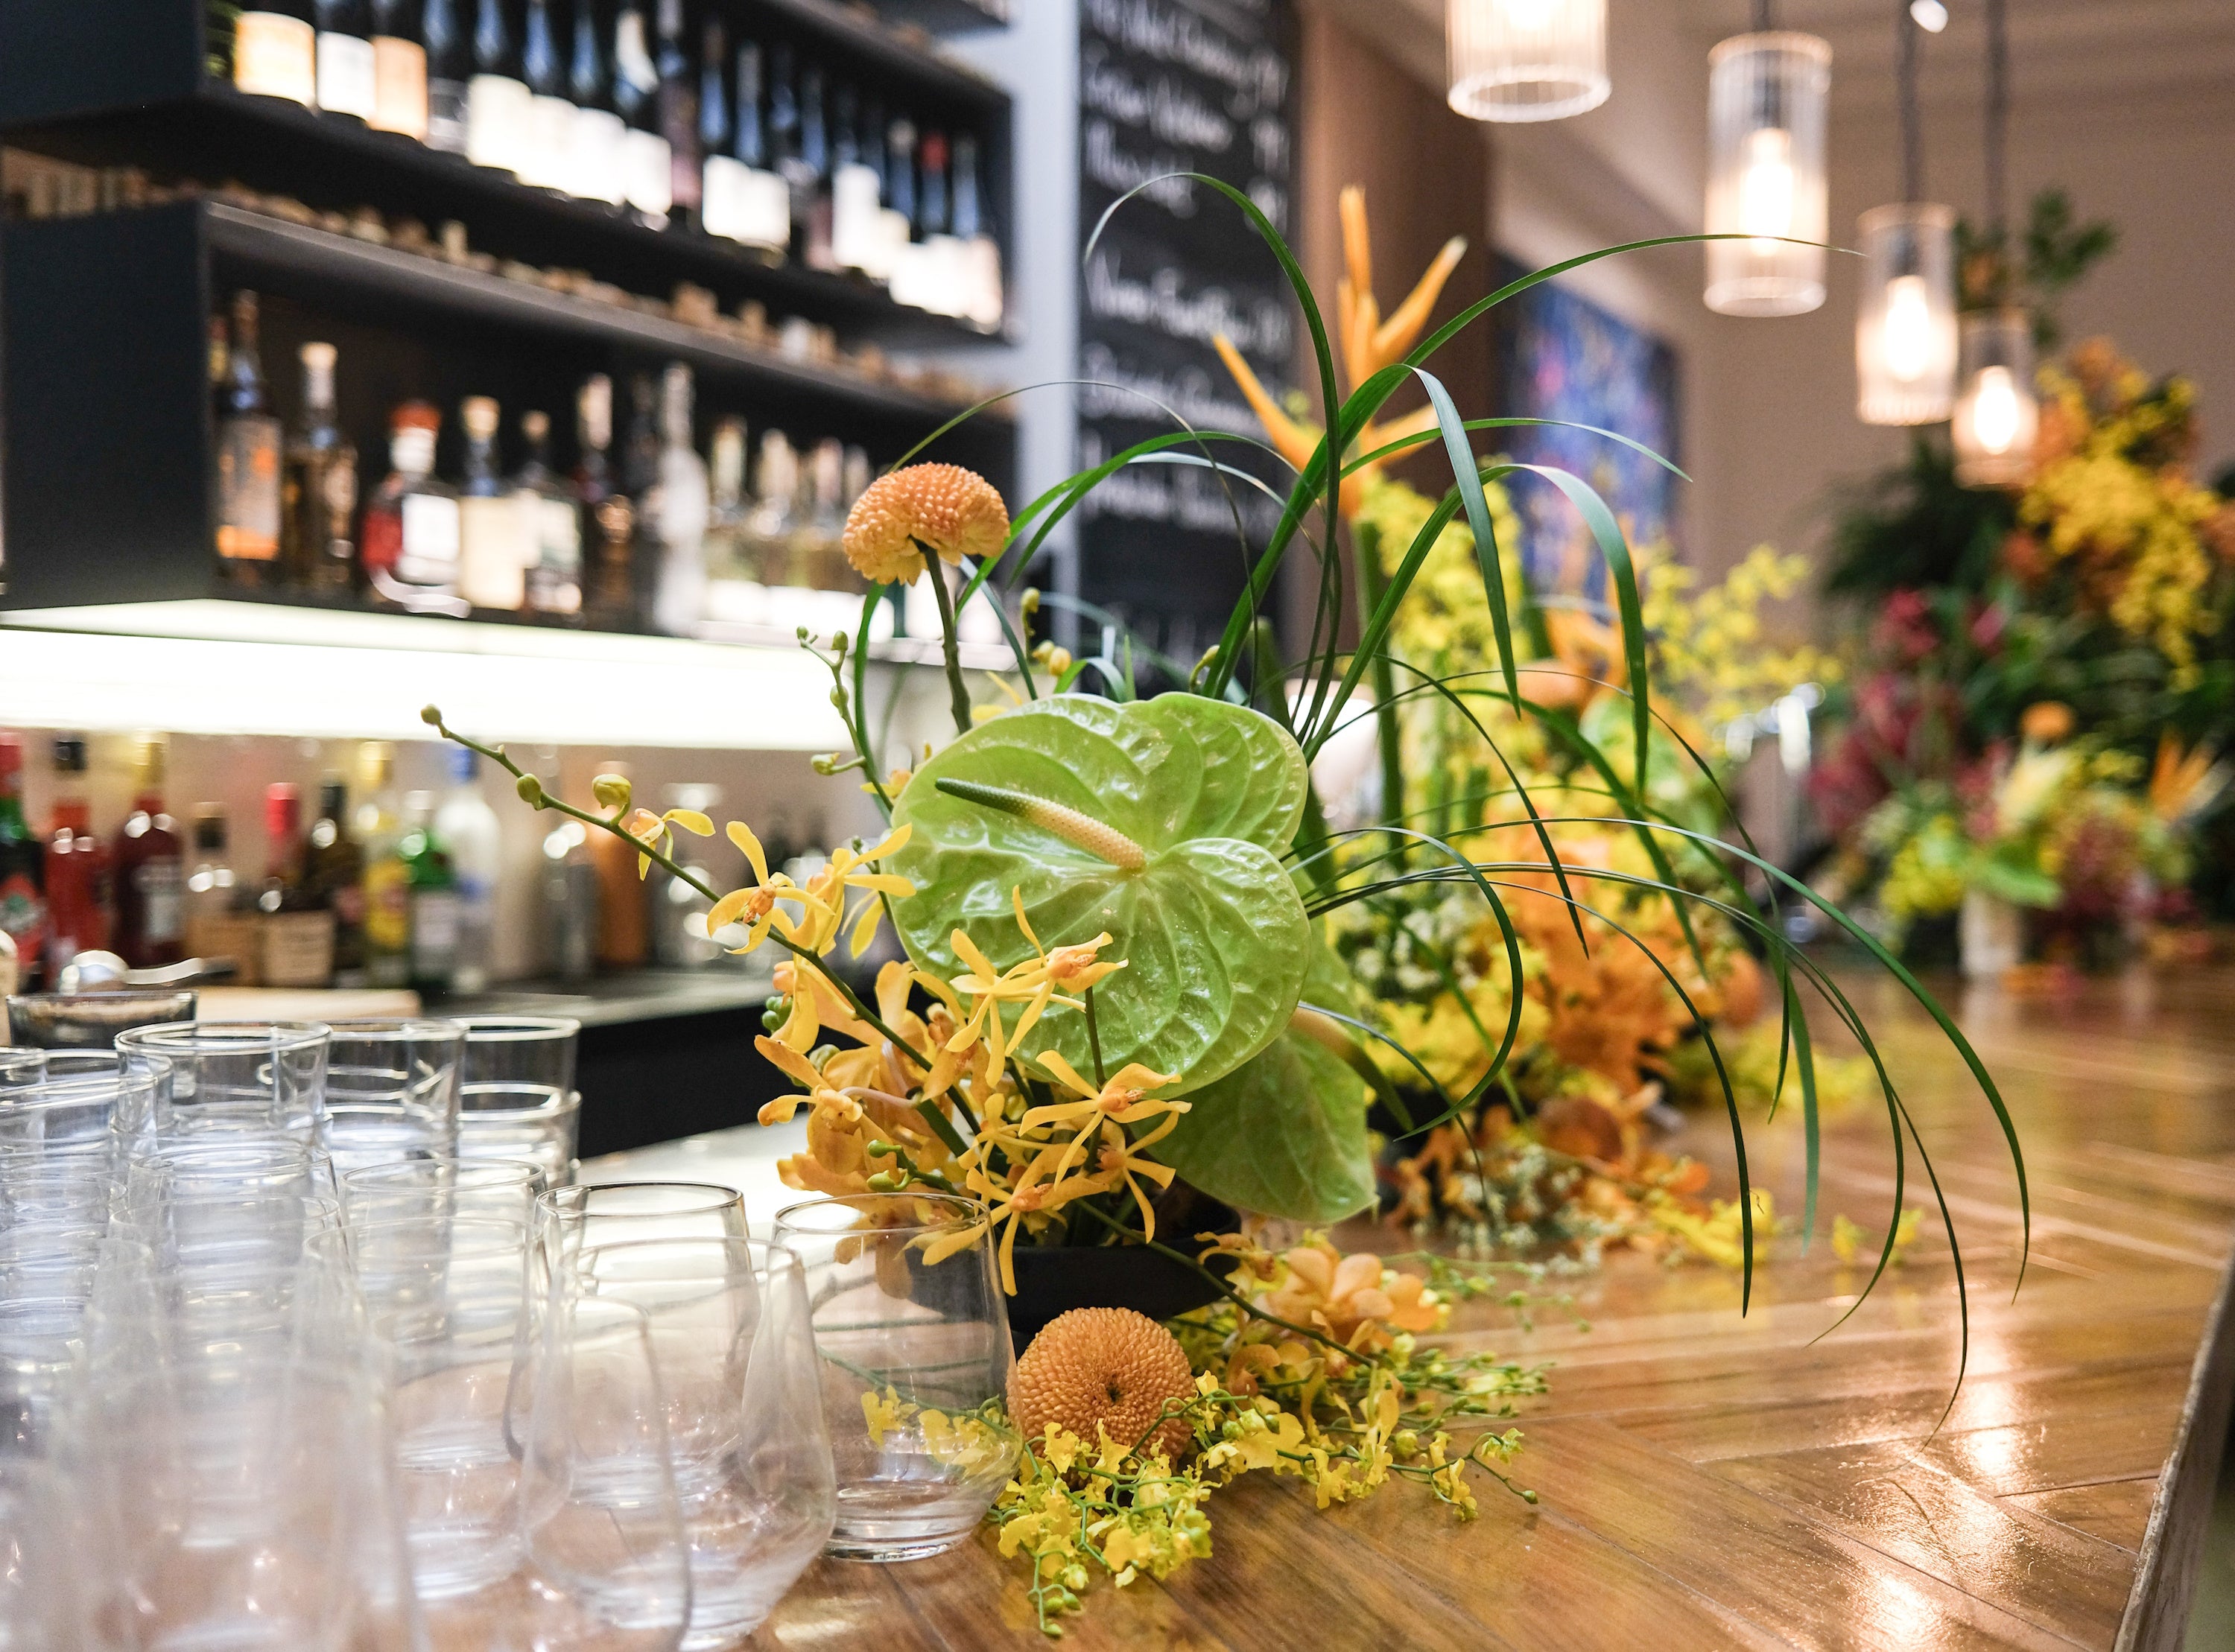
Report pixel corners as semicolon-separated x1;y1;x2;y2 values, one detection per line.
1084;987;1107;1090
923;548;974;737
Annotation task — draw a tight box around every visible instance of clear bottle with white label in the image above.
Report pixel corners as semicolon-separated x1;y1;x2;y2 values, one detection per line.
465;0;530;174
434;746;501;994
514;410;583;617
232;1;318;107
613;1;670;223
567;0;625;203
314;0;378;121
651;364;708;636
363;401;464;612
457;395;528;610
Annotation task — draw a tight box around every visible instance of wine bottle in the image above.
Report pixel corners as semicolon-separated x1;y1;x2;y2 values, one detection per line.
369;0;430;138
457;395;527;609
315;0;378;120
955;131;1004;328
518;0;572;189
568;0;625;203
575;374;637;620
215;291;285;584
305;776;367;985
232;0;317;107
111;735;185;973
282;340;360;592
0;736;49;988
515;409;583;617
650;363;708;637
695;15;732;234
796;62;831;269
422;0;470;150
713;38;788;255
831;80;881;276
918;128;963;317
653;0;700;221
612;1;670;221
465;0;530;174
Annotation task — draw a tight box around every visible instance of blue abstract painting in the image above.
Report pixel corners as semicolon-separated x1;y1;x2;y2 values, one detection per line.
1491;255;1681;601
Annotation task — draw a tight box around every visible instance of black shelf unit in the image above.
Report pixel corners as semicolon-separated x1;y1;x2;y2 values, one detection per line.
858;0;1012;38
0;201;1013;612
0;2;1012;348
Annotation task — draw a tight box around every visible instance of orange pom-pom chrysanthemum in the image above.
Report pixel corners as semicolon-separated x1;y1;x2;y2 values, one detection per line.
841;463;1010;586
1009;1306;1195;1462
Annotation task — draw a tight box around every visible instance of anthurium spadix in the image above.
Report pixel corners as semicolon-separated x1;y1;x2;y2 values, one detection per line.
888;694;1312;1093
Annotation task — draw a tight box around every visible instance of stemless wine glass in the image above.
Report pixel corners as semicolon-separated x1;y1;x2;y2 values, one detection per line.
115;1020;330;1141
517;1294;693;1652
571;1237;834;1647
341;1157;548;1228
319;1018;464;1176
535;1183;749;1284
771;1193;1019;1561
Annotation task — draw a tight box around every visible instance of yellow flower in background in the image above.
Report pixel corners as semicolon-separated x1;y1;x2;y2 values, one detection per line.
793;823;917;958
619;804;714;877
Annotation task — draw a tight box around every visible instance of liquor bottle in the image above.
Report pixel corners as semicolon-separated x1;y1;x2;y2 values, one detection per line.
232;0;318;107
612;1;670;222
422;0;470;150
831;81;881;276
567;0;624;204
434;746;501;993
465;0;530;174
954;131;1004;328
258;783;337;988
767;42;799;205
457;395;527;610
653;0;699;223
795;63;832;269
256;785;308;915
916;127;963;317
514;410;583;617
702;416;748;580
746;428;799;588
362;401;465;612
620;371;662;611
184;806;238;942
215;291;285;583
112;735;185;972
305;776;367;985
369;0;429;139
398;792;461;993
574;375;635;620
355;741;410;988
721;39;790;255
315;0;378;121
881;115;917;288
284;341;360;593
0;735;49;986
44;737;109;981
694;16;732;235
519;0;572;190
650;363;708;636
801;436;849;590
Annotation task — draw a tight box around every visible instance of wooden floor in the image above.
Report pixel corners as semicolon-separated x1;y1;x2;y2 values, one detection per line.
737;967;2235;1651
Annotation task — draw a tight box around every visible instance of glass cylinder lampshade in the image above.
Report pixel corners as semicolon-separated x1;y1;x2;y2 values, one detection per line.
1951;308;2039;486
1855;203;1958;425
1703;33;1832;317
1447;0;1610;122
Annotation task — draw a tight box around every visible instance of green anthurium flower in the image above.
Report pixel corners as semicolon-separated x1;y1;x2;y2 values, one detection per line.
1154;934;1377;1222
888;693;1311;1094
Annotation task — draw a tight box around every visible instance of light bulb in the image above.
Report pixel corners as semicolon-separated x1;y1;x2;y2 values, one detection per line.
1737;127;1796;249
1910;0;1949;33
1971;366;2020;454
1883;274;1934;382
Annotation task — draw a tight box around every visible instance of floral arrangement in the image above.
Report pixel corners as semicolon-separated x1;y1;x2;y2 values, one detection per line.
426;177;2023;1630
1812;331;2235;963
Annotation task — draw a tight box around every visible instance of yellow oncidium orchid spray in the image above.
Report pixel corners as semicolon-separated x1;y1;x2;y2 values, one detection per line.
703;820;829;954
945;889;1126;1067
1213;185;1465;518
790;823;919;958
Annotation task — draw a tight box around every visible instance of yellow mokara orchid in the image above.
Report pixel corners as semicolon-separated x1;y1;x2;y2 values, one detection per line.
706;820;829;955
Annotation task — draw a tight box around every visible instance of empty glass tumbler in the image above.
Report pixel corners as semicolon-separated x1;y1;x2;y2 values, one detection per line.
771;1193;1020;1561
320;1017;464;1175
115;1020;330;1140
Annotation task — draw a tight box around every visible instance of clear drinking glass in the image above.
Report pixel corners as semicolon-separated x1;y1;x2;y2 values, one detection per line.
771;1193;1020;1561
536;1182;749;1282
457;1015;580;1095
115;1020;330;1140
341;1157;547;1228
320;1017;465;1176
457;1082;582;1186
571;1237;835;1646
341;1212;532;1321
6;989;199;1049
518;1294;694;1651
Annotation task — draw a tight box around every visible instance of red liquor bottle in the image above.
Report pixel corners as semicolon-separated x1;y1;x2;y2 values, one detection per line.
43;735;110;982
0;734;50;985
112;734;186;970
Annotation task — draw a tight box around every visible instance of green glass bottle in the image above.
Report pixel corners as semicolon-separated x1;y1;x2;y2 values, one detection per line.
399;790;462;995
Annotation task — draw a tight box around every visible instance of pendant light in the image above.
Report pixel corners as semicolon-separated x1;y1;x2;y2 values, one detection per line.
1446;0;1610;122
1703;3;1831;317
1856;1;1956;424
1950;0;2038;485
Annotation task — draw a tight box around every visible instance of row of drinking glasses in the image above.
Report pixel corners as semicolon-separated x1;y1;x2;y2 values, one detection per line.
0;1022;1023;1648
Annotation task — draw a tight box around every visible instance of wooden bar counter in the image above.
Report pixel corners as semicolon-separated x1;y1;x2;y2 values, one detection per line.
712;968;2235;1650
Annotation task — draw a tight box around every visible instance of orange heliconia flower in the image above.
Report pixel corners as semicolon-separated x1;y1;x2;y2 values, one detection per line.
841;463;1010;585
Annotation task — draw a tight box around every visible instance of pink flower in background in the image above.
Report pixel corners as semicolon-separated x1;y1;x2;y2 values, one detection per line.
1968;600;2008;652
1873;589;1940;663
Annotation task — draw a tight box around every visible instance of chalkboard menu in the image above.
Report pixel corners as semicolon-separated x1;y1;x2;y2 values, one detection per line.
1074;0;1296;665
